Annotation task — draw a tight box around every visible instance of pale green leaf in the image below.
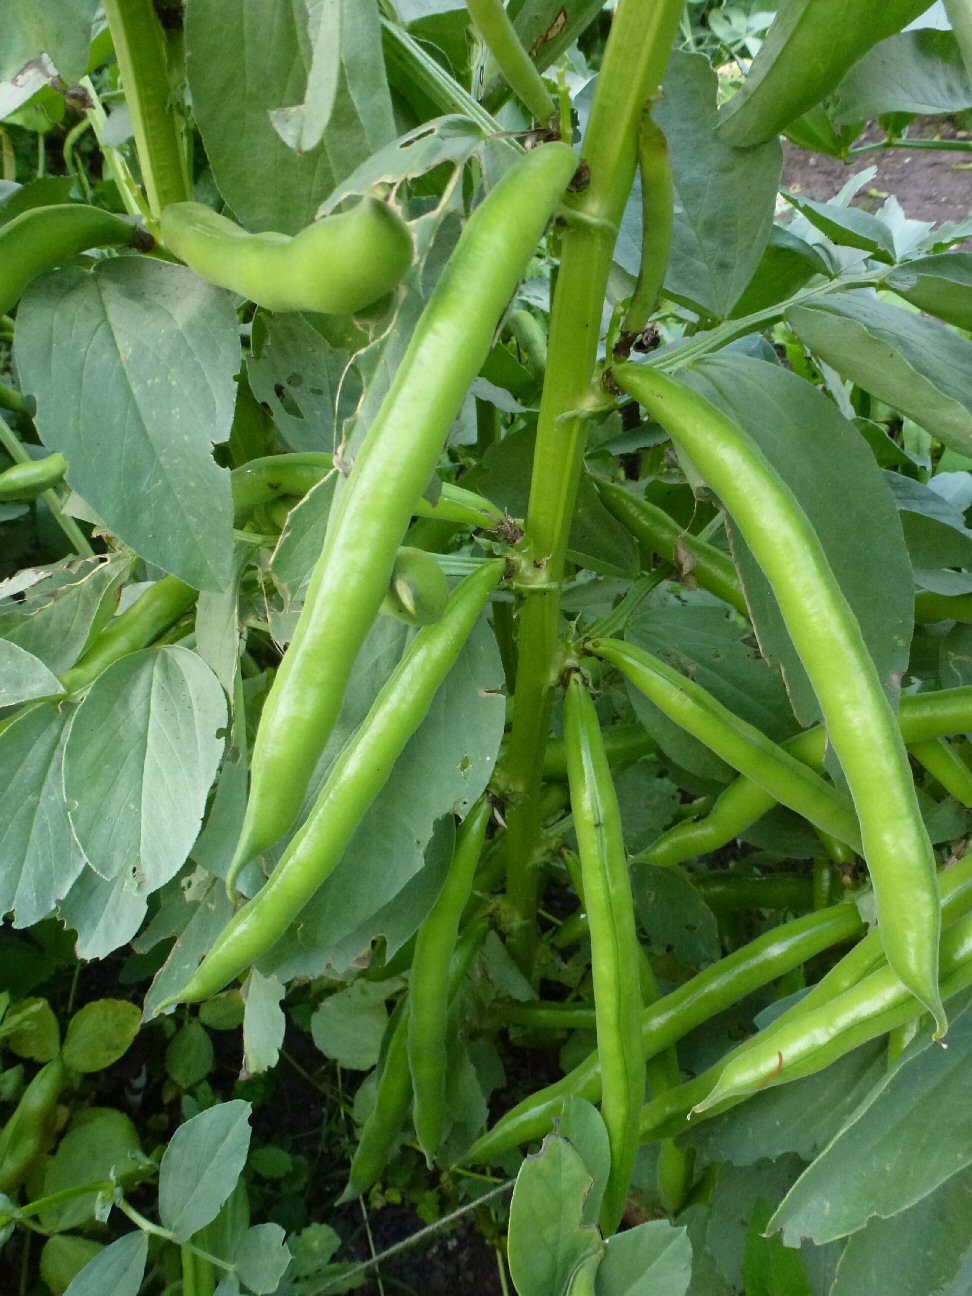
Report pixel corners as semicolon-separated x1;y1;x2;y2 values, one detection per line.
158;1101;252;1242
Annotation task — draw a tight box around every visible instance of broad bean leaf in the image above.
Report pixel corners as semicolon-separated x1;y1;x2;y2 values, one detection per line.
781;192;896;262
770;999;972;1244
786;292;972;458
0;0;99;83
558;1098;611;1229
716;0;933;148
0;555;129;676
829;1164;972;1296
247;311;362;454
58;866;148;960
16;260;238;591
0;703;86;927
679;354;914;727
507;1135;603;1296
158;1101;252;1242
631;865;721;967
234;1224;291;1295
269;476;338;610
62;999;141;1073
242;970;286;1075
833;29;972;121
310;980;389;1071
144;876;235;1018
41;1108;144;1230
63;1232;147;1296
63;647;227;891
0;639;63;706
166;1019;215;1088
185;0;394;232
889;252;972;331
613;762;680;854
597;1221;693;1296
730;226;831;319
268;0;343;155
5;997;60;1061
885;473;972;588
655;52;782;319
742;1199;812;1296
705;1157;808;1292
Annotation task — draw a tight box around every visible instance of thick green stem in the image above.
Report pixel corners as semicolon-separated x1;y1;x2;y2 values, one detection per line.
102;0;191;217
503;0;684;967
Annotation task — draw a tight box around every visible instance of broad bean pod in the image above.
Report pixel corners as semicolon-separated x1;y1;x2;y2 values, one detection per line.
589;636;861;852
565;674;645;1233
464;903;863;1164
231;141;577;873
160;560;503;1006
613;363;944;1031
0;453;68;501
0;1058;68;1194
409;797;492;1158
645;688;972;867
161;197;413;315
0;204;150;315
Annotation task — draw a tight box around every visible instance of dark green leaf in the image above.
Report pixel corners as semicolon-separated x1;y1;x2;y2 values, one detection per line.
596;1220;692;1296
507;1135;603;1296
834;29;972;121
781;192;896;261
889;253;972;331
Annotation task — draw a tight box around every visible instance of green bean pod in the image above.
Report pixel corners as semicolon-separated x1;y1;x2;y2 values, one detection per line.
161;197;414;315
232;142;577;873
464;0;557;124
465;900;862;1165
614;363;944;1033
344;918;488;1200
381;547;450;626
0;205;148;315
59;575;196;696
0;1057;68;1194
589;637;861;852
596;480;746;614
0;452;68;501
564;674;645;1234
910;738;972;809
161;561;503;1006
409;797;492;1158
645;690;972;867
622;109;673;336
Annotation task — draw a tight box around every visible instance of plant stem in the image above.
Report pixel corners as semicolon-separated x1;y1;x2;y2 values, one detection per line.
82;77;152;222
502;0;684;968
0;419;93;556
101;0;191;218
0;380;28;415
849;136;972;156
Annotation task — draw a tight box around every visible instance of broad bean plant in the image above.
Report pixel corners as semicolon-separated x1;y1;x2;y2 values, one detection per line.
1;1;972;1293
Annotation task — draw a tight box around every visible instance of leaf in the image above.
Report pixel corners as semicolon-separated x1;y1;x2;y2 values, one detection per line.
888;252;972;331
158;1101;252;1242
0;0;100;83
185;0;394;233
318;115;487;212
680;353;914;727
41;1108;145;1231
0;703;86;927
716;0;932;148
742;1198;812;1296
242;970;286;1075
269;0;341;154
165;1020;215;1088
786;291;972;458
16;260;238;591
0;555;129;675
558;1098;611;1229
655;51;782;319
705;1158;808;1291
62;999;141;1073
63;1232;147;1296
310;980;389;1070
770;998;972;1244
63;647;227;891
730;226;832;319
269;475;338;608
5;997;60;1061
144;876;235;1018
0;640;63;706
507;1135;603;1296
829;1164;972;1296
631;865;721;967
596;1220;693;1296
781;192;896;262
58;867;148;960
613;763;680;854
233;1224;292;1295
247;312;362;457
833;29;972;121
